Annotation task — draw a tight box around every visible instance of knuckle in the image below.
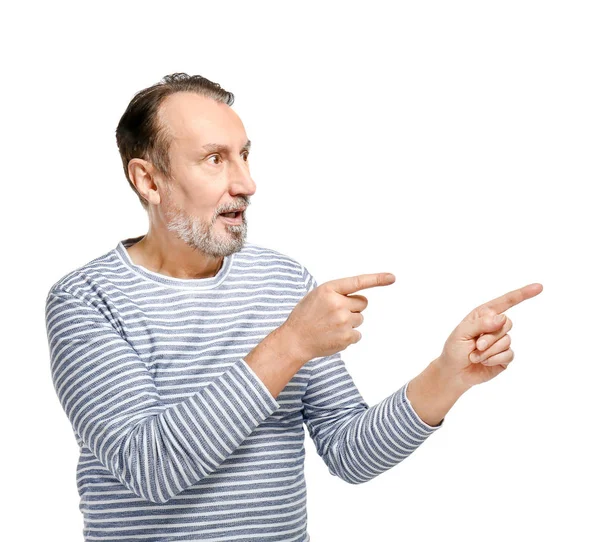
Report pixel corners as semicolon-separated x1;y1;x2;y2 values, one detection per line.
326;291;340;307
336;309;348;323
330;299;342;311
352;314;364;328
317;287;330;301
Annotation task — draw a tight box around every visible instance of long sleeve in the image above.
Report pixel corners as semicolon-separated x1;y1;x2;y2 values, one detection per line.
300;265;443;484
45;286;280;504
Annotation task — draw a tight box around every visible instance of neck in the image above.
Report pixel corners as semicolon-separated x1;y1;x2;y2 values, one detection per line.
127;225;224;280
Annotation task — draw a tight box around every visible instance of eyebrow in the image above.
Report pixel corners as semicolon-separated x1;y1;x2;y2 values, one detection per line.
201;140;251;154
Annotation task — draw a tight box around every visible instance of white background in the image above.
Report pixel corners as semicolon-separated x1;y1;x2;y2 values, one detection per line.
2;1;599;540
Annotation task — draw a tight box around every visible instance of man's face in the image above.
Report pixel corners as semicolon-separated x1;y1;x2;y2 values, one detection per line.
156;92;256;258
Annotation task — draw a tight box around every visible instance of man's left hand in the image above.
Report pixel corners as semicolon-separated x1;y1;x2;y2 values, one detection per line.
434;283;543;390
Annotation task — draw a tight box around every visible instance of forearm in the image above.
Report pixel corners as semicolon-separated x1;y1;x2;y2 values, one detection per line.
244;324;308;398
305;358;445;485
406;357;471;427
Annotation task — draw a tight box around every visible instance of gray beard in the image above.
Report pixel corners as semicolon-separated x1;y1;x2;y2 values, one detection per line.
165;202;247;258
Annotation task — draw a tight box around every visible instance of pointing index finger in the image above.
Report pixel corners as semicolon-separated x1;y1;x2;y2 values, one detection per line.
328;273;396;296
479;283;543;314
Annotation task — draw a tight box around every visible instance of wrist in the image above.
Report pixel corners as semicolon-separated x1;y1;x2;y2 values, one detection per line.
276;322;310;366
406;358;470;427
431;356;473;396
243;325;307;399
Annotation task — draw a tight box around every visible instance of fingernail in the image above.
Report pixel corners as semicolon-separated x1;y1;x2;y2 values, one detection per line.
470;352;479;363
478;339;488;350
494;314;505;323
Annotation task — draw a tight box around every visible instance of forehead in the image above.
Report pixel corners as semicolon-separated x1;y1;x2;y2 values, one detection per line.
157;91;246;149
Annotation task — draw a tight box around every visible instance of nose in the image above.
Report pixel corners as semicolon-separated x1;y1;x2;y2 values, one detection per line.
229;156;256;197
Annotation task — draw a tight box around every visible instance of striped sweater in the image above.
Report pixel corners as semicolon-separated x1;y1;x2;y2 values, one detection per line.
45;235;444;542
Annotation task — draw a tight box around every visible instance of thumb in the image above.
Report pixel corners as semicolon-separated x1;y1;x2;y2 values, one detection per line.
459;312;506;341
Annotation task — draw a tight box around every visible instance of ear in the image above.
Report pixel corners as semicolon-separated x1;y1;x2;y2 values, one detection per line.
128;158;162;206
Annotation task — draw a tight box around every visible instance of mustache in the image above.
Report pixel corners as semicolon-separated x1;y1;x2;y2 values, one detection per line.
216;198;251;215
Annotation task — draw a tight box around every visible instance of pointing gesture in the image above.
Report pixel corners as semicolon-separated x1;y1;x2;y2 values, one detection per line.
329;273;397;296
460;282;543;342
280;270;543;392
438;282;543;389
282;273;396;362
476;282;543;319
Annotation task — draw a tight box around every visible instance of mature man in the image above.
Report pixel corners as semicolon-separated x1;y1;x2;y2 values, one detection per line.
45;73;542;542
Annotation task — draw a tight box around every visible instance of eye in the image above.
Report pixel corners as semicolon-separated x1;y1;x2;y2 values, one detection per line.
242;151;250;162
207;154;222;165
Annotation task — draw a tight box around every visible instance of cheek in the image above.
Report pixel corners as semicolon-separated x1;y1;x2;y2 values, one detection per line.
184;187;225;219
169;162;228;215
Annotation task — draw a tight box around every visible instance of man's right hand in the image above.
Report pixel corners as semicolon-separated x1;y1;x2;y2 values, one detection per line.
281;273;396;363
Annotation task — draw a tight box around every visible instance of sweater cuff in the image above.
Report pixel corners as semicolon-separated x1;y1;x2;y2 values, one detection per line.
236;357;281;414
399;381;445;433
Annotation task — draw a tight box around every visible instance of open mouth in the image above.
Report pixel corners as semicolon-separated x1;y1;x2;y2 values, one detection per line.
220;211;242;219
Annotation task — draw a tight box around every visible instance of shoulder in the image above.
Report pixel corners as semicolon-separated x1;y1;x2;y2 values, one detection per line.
46;246;120;299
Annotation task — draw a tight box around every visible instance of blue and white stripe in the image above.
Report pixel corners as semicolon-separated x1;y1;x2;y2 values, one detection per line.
45;235;442;541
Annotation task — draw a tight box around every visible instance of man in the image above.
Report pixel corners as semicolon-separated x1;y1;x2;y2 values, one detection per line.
45;73;542;542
